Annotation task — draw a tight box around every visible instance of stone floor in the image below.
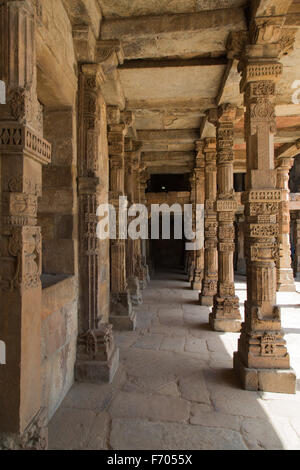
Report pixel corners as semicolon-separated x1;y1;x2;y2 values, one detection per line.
49;269;300;450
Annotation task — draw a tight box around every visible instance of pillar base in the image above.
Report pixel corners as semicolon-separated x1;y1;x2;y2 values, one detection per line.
75;346;119;384
139;279;147;290
199;294;214;306
277;269;296;292
0;409;48;450
110;313;136;330
110;292;136;330
192;281;202;290
127;277;143;305
234;352;296;394
277;283;296;292
209;313;242;332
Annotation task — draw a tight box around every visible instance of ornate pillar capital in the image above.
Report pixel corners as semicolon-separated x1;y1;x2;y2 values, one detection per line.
81;63;106;88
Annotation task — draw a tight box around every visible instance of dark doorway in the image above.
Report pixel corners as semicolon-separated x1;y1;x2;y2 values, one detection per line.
146;174;191;193
149;214;185;270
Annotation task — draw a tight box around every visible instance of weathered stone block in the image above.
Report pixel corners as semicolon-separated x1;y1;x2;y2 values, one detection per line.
39;188;74;214
75;347;119;384
209;314;242;333
234;352;296;394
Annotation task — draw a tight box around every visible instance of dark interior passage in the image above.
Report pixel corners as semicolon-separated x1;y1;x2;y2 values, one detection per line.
149;214;185;269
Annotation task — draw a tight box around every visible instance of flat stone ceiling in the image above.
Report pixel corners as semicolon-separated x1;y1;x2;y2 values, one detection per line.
98;0;300;174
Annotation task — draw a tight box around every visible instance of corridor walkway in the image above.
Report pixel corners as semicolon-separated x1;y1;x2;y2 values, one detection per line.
49;270;300;450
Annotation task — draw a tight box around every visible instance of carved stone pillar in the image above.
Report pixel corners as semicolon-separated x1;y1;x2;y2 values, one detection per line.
75;65;119;383
199;138;218;306
275;155;295;291
292;211;300;278
210;105;242;332
108;107;135;330
234;45;296;393
125;138;142;305
192;141;205;290
136;169;150;289
0;0;50;449
188;172;196;283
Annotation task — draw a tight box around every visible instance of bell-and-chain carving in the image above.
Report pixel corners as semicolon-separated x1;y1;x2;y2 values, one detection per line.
210;105;242;332
199;138;218;306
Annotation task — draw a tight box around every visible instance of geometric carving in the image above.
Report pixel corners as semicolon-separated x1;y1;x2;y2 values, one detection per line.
0;125;51;165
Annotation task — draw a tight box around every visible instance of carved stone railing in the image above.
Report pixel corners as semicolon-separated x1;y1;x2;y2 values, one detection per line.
0;125;51;165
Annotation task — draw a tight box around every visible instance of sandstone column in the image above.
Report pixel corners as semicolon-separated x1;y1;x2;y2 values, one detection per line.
125;138;143;304
75;65;119;383
188;171;196;283
108;107;135;330
136;169;150;289
292;211;300;278
275;155;295;291
0;0;50;448
192;141;205;290
236;214;246;274
199;138;218;306
210;105;242;332
234;44;296;393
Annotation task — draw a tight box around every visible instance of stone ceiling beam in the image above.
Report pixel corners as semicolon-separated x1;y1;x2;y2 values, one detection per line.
101;8;246;38
100;8;247;60
119;57;227;70
127;98;216;112
275;140;300;159
137;129;199;142
235;129;300;144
